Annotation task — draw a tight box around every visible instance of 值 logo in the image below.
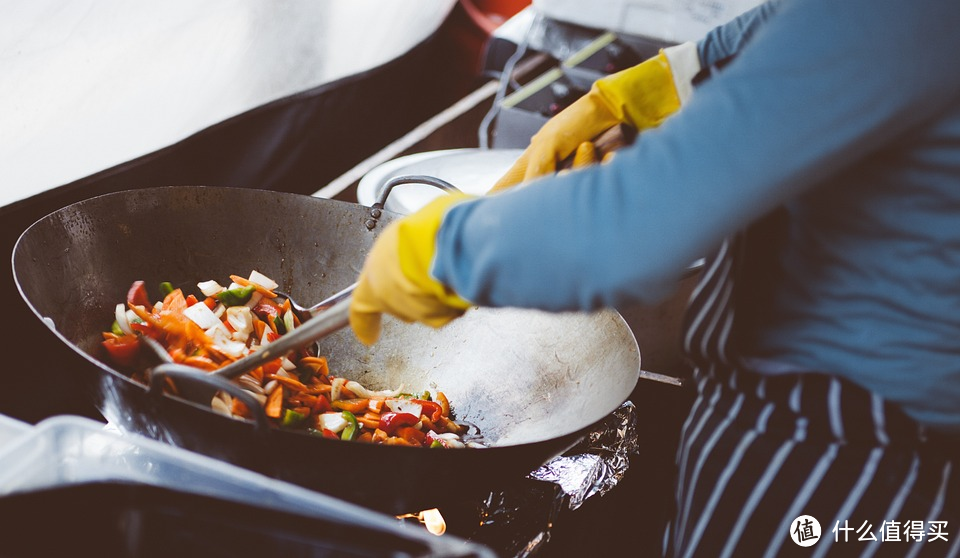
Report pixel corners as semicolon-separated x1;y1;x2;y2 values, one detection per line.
791;515;822;547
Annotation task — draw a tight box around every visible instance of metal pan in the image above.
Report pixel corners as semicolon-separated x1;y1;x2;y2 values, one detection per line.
12;185;640;513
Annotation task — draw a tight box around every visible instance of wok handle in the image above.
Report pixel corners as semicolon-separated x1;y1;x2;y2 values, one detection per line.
148;363;271;432
365;174;462;230
371;175;461;210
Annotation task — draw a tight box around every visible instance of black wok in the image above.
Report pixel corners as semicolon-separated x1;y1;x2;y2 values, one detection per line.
12;186;640;513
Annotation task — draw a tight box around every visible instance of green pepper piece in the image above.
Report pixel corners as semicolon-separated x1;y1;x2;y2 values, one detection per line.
215;285;256;306
158;281;174;297
421;390;432;401
430;440;444;449
281;408;306;427
110;320;125;336
340;410;359;441
273;315;286;335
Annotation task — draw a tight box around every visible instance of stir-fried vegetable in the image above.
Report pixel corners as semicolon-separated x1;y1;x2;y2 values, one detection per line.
102;270;483;448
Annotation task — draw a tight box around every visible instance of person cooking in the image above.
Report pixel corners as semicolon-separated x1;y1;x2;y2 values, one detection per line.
349;0;959;555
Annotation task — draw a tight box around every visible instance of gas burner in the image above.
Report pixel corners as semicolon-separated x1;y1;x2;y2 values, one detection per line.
398;402;639;557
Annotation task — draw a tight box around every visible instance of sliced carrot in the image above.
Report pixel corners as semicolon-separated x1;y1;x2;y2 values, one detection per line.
436;416;464;435
357;432;374;443
291;405;311;417
419;416;438;433
231;397;251;419
299;356;329;376
437;391;450;417
128;303;159;326
162;288;188;316
384;436;417;447
229;275;277;299
265;386;284;419
252;318;267;341
268;374;308;392
357;415;380;429
289;392;317;407
304;384;332;395
181;355;219;371
332;398;369;414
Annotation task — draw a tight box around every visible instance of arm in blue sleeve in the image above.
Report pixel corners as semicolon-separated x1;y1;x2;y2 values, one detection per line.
697;0;784;68
433;0;960;312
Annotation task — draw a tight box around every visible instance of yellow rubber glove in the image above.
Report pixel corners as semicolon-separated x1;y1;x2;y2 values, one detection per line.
350;194;474;346
489;42;700;193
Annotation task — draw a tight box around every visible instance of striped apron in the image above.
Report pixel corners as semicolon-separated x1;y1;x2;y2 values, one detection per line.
665;229;960;558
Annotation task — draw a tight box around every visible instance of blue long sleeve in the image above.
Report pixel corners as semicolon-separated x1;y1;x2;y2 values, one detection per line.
697;0;783;68
433;0;960;431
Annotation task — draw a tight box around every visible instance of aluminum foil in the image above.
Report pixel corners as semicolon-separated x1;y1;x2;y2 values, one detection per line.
527;400;639;510
457;402;640;557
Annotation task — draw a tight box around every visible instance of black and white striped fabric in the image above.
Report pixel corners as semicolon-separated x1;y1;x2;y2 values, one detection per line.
666;235;960;557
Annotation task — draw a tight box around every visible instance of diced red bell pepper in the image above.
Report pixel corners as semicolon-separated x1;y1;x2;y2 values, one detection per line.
322;428;339;439
102;335;141;367
312;394;331;414
252;299;281;321
378;412;419;436
185;294;199;307
126;281;151;308
129;320;156;338
396;426;427;446
412;399;443;422
261;358;283;377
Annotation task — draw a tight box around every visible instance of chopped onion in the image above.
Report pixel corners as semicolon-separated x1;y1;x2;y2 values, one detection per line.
386;399;422;418
125;309;141;328
211;394;231;417
317;412;347;433
197;280;225;297
280;356;297;371
248;270;278;291
114;304;132;335
264;379;278;394
428;431;464;448
237;374;264;395
345;381;402;399
184;301;220;329
226;306;254;336
244;291;263;309
283;308;296;333
330;377;346;401
206;323;247;358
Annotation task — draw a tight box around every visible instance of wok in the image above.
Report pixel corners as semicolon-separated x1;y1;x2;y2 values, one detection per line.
12;186;640;513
